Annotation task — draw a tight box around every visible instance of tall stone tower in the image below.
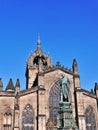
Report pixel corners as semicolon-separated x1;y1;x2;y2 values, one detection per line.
26;36;52;89
25;37;53;130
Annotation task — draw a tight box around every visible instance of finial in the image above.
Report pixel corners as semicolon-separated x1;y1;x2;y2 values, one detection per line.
15;78;20;88
72;58;78;74
37;33;41;49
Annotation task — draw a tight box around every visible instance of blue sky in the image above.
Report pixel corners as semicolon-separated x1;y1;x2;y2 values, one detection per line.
0;0;98;91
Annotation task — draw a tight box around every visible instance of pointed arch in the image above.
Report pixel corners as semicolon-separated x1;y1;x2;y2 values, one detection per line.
49;80;60;124
85;105;96;130
22;104;34;130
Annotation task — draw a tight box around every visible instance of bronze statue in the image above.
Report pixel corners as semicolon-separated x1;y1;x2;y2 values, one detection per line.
59;74;70;102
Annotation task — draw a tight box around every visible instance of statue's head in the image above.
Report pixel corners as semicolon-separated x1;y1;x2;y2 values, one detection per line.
61;74;65;78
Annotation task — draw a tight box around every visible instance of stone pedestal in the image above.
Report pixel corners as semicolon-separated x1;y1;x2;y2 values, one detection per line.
57;102;78;130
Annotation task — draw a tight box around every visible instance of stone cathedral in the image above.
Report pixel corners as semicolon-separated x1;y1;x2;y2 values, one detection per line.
0;38;98;130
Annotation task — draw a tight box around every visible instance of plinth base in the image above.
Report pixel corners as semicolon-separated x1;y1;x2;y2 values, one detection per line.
57;102;78;130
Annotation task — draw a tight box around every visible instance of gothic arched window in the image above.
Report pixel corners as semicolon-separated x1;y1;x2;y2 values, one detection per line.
85;106;96;130
3;107;12;129
49;80;60;124
22;104;34;130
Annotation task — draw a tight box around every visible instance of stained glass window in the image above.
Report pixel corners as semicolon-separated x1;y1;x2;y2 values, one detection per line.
22;104;34;130
85;106;96;130
49;80;60;124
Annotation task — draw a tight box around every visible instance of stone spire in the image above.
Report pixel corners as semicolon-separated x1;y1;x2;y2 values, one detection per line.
37;34;41;49
6;78;15;91
0;78;3;91
15;79;20;88
34;34;42;56
15;79;20;92
72;59;78;75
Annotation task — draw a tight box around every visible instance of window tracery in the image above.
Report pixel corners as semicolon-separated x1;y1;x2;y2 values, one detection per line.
49;80;60;124
3;107;12;129
85;106;96;130
22;104;34;130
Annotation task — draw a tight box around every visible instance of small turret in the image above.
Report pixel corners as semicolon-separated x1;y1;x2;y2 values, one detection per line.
73;59;80;88
94;83;98;97
0;78;3;91
72;59;78;75
6;78;15;92
15;79;20;92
